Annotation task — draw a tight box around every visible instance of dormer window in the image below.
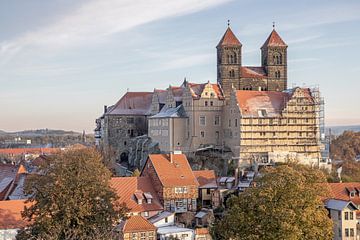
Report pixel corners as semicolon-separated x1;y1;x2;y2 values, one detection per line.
134;191;144;205
144;192;153;204
346;187;356;198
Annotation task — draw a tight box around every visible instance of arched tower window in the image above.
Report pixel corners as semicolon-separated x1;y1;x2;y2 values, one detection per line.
275;70;281;79
273;53;282;65
229;70;235;78
233;53;237;63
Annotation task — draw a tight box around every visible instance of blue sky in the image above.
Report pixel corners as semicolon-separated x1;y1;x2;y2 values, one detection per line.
0;0;359;132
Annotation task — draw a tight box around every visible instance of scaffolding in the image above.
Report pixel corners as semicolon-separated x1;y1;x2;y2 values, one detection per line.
310;86;327;162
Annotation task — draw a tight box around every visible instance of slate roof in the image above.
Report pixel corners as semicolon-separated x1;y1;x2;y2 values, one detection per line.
217;27;242;47
193;170;217;189
261;29;287;48
149;105;187;119
110;177;163;213
107;92;153;116
120;215;156;233
0;164;25;200
325;199;358;211
235;90;290;117
145;154;199;187
148;211;174;224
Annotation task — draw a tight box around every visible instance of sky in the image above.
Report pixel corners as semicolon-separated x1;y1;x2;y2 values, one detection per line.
0;0;360;133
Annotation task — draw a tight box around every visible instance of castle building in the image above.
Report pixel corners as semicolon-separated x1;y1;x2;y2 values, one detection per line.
95;24;328;170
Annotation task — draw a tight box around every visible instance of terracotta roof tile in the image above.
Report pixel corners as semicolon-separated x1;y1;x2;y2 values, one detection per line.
217;27;241;47
235;90;289;117
107;92;153;116
122;215;156;233
326;182;360;206
195;227;209;235
110;177;163;213
261;29;287;48
193;170;217;188
0;200;31;229
241;66;267;79
146;154;199;187
0;148;59;155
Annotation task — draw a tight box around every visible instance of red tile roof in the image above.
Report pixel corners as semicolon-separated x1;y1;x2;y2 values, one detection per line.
146;154;199;187
187;82;224;100
0;148;59;155
217;27;242;47
193;170;217;188
121;215;156;233
327;182;360;206
110;177;163;213
241;66;267;79
107;92;153;116
195;227;209;235
0;200;31;229
261;29;287;48
236;90;289;117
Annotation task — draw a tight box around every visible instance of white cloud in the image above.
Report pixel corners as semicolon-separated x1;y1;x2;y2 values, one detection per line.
0;0;231;56
241;3;360;36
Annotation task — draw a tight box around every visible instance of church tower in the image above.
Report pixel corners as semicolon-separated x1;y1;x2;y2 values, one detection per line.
261;27;288;91
217;25;242;97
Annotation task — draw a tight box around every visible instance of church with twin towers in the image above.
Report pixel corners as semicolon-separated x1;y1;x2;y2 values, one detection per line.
217;22;288;97
96;23;328;171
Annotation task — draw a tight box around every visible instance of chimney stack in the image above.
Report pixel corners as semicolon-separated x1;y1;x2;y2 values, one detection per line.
169;153;173;163
104;105;108;114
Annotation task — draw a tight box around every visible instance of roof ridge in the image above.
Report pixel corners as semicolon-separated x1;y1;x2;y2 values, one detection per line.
217;27;242;47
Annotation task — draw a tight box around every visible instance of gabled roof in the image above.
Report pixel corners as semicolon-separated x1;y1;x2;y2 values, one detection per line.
148;211;174;224
325;199;358;211
193;170;217;189
217;27;242;47
149;105;187;119
144;154;199;187
107;92;153;116
241;66;267;79
0;200;31;229
327;182;360;206
120;215;156;233
235;90;289;117
187;82;224;100
261;29;287;48
110;177;163;213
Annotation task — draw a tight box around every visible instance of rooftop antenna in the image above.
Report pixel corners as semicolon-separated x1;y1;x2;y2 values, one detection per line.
272;21;275;29
227;19;230;27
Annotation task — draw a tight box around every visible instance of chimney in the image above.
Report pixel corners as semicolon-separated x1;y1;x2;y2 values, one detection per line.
169;153;173;163
234;167;239;187
104;105;108;113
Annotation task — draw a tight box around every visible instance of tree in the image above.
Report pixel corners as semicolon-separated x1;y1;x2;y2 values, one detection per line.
211;164;333;240
17;148;128;240
131;168;141;177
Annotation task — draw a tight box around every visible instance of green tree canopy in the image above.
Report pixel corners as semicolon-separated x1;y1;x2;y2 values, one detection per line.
211;164;333;240
17;148;128;240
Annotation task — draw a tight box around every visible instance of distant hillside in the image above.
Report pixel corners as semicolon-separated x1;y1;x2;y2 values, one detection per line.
326;125;360;136
0;129;81;136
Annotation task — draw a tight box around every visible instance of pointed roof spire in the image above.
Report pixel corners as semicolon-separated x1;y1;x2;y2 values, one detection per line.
217;21;242;48
261;26;287;49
